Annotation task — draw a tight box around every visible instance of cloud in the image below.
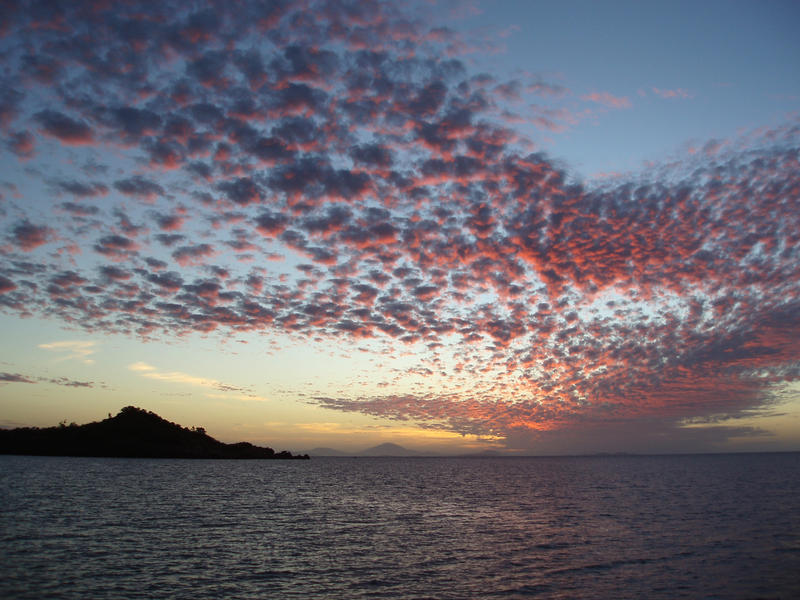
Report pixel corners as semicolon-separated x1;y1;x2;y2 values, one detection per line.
6;131;35;158
172;243;216;266
0;275;17;294
45;376;95;388
98;265;132;282
128;362;156;372
39;340;98;365
11;221;54;251
129;361;221;387
113;176;165;202
145;370;221;388
205;392;270;403
54;180;109;198
34;110;94;145
652;87;693;99
581;91;632;109
217;178;263;206
128;361;247;393
0;372;36;384
0;0;797;451
526;79;568;97
93;235;139;259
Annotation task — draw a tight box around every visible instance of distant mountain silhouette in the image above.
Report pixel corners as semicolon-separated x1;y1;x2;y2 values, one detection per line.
303;442;423;457
0;406;309;459
304;444;506;457
358;442;422;456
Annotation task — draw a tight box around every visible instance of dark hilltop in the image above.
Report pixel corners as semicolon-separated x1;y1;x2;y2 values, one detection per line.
0;406;309;459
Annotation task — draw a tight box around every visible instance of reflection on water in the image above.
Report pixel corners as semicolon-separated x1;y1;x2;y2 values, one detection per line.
1;454;799;599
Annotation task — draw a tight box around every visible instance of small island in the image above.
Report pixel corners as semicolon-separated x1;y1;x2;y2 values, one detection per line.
0;406;309;459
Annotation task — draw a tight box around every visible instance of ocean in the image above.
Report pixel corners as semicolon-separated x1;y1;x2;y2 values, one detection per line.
1;453;798;599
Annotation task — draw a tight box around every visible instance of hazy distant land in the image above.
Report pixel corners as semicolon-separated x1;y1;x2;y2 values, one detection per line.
304;442;505;458
0;406;309;459
307;442;423;457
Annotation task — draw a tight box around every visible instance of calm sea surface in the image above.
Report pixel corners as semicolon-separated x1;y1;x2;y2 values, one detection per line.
1;453;798;599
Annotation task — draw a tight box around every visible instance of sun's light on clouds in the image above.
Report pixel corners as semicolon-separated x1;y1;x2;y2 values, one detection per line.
0;0;798;452
128;362;223;389
294;421;501;446
128;362;156;373
39;341;98;365
205;392;271;403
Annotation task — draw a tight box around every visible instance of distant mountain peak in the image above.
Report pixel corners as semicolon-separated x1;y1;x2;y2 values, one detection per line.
358;442;420;456
368;442;407;450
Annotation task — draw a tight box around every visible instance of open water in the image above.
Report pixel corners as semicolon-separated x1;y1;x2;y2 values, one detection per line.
1;453;798;599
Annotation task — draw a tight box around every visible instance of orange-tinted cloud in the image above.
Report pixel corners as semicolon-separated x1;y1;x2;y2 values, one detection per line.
0;0;797;451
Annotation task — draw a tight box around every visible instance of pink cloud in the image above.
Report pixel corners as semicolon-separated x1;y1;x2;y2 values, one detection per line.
0;372;36;384
12;221;54;251
34;110;94;145
172;243;216;267
0;0;797;452
0;275;17;294
581;91;632;109
7;130;35;159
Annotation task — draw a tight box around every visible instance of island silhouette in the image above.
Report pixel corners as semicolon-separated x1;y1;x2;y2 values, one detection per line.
0;406;309;459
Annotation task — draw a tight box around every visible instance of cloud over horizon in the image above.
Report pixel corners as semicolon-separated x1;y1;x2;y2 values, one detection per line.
0;0;798;449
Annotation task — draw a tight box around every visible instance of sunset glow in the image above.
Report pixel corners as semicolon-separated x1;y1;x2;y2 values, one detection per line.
1;0;798;454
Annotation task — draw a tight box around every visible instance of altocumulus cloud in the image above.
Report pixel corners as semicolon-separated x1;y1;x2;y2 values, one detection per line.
0;0;798;448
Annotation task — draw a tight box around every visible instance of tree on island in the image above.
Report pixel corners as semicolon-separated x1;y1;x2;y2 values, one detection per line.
0;406;309;459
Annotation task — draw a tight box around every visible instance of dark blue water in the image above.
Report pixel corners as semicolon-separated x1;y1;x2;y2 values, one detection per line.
1;453;798;599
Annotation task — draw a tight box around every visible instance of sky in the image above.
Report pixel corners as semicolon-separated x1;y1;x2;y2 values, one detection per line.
1;0;799;455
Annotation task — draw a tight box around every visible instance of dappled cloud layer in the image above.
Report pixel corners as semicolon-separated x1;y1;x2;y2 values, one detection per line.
1;0;798;445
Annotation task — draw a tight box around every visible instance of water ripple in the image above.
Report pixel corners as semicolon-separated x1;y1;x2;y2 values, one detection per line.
1;454;799;599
